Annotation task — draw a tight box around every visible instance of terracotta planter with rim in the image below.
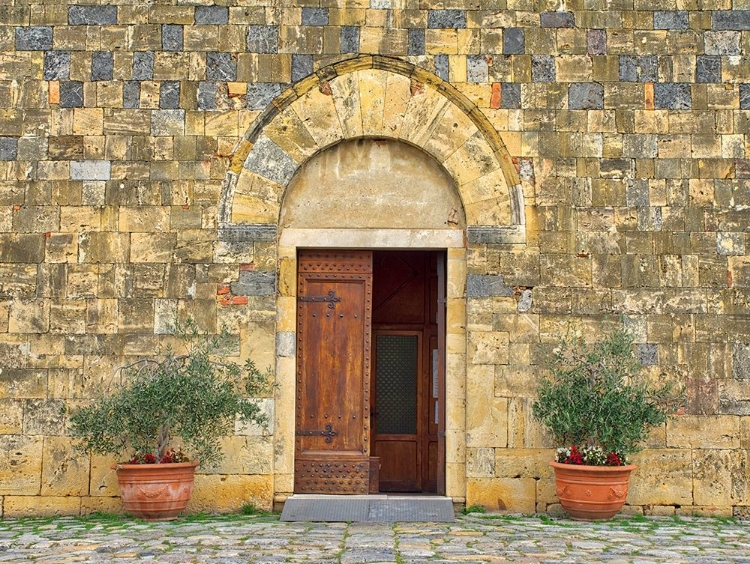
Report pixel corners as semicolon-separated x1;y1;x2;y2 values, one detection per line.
115;460;199;520
550;461;636;521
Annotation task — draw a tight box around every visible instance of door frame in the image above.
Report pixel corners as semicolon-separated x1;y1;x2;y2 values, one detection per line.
273;228;466;505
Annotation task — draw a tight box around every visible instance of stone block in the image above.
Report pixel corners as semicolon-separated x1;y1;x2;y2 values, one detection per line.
195;6;228;25
713;11;750;30
568;82;603;110
705;31;741;55
290;54;313;84
68;5;117;25
540;11;575;28
247;25;279;54
70;160;110;181
151;109;185;136
43;51;70;80
243;135;297;186
467;477;536;512
15;26;52;50
628;449;693;506
4;496;81;517
0;400;22;434
132;51;154;81
466;448;495;477
654;83;692;110
207;52;236;81
158;81;180;109
468;331;509;366
59;81;84;108
408;28;425;56
428;10;466;29
0;435;43;495
0;137;18;161
246;83;281;111
162;24;183;51
531;55;555;82
302;7;328;26
91;51;113;82
696;56;721;84
187;474;273;513
654;11;688;30
502;28;524;54
434;54;449;80
692;449;736;506
466;55;488;83
41;437;89;496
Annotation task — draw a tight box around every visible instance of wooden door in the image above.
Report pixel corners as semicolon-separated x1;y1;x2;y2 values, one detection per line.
294;250;373;494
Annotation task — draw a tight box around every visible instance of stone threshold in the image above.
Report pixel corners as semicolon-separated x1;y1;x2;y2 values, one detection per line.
280;494;456;523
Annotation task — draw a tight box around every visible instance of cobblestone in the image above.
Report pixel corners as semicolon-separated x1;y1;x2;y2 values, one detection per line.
0;514;748;563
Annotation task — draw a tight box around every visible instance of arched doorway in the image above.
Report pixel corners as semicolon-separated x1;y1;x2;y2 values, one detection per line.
219;56;525;506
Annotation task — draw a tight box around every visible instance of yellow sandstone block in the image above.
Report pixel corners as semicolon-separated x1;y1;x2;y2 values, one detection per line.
467;477;536;513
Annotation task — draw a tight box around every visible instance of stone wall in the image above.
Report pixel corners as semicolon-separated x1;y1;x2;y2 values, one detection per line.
1;0;749;518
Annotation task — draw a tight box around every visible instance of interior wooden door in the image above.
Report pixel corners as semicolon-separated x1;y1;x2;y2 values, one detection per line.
294;250;373;494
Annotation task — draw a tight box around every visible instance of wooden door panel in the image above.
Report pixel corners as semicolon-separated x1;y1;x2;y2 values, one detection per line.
375;439;419;491
295;251;373;494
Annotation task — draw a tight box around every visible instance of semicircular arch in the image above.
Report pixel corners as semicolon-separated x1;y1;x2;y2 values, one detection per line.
220;55;525;244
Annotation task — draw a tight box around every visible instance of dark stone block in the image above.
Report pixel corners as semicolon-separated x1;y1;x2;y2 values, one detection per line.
231;270;276;296
733;343;750;379
162;24;183;51
540;11;575;28
637;343;658;366
501;83;521;109
243;135;297;186
218;225;277;242
159;81;180;109
713;11;750;30
434;54;449;81
197;82;217;110
246;83;281;110
91;51;113;81
696;56;721;83
654;11;688;30
69;5;117;25
587;29;606;55
206;52;236;81
503;28;524;54
619;55;638;82
59;81;84;108
132;51;154;80
15;26;52;50
427;10;466;29
408;28;425;56
247;25;279;54
123;81;140;109
532;55;555;82
302;7;328;26
639;55;658;83
0;138;18;161
292;54;313;82
741;84;750;110
654;83;692;110
341;27;360;54
568;82;603;110
620;55;657;82
467;274;512;298
195;6;228;25
44;51;71;81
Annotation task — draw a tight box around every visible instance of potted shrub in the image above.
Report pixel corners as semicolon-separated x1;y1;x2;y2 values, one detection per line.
532;324;683;520
67;318;271;520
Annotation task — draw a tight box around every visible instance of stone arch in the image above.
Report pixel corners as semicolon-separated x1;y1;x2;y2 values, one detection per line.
220;55;525;243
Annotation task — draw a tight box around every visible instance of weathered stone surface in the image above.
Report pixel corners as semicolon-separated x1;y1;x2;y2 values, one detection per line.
43;51;70;81
428;10;466;29
654;11;688;30
712;11;750;30
15;27;52;51
68;5;117;26
503;28;524;54
187;475;273;513
540;11;575;28
0;435;43;495
195;6;228;25
467;477;536;512
654;83;691;110
408;28;425;56
568;82;603;110
131;51;154;80
247;25;278;54
207;52;236;81
302;8;328;26
532;55;555;82
246;83;281;111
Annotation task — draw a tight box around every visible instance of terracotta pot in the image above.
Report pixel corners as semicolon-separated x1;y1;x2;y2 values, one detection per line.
115;460;199;521
550;461;636;521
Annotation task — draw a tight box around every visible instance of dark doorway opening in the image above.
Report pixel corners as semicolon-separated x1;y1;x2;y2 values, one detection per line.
371;250;446;494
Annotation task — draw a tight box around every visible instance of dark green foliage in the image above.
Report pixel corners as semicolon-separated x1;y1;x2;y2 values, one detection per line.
532;325;683;458
68;318;272;467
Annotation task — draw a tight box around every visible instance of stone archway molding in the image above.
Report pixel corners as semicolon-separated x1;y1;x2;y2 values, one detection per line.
219;55;525;245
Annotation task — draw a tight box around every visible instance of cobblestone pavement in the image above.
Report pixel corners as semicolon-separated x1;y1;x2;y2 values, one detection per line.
1;513;749;563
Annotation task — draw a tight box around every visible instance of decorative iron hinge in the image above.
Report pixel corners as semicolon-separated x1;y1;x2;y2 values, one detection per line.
296;423;338;443
299;290;341;309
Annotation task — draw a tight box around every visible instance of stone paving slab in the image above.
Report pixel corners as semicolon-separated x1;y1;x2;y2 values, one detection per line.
0;513;749;563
